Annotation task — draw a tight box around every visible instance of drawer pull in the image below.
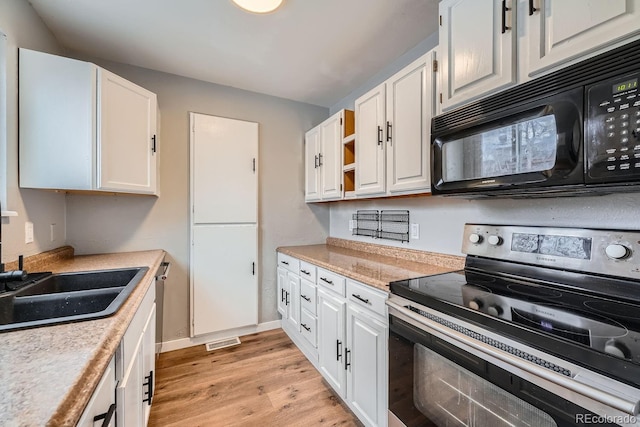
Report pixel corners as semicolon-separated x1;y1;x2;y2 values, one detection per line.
300;269;311;275
301;294;311;302
93;403;116;427
301;323;311;332
281;260;289;265
143;370;154;405
320;277;333;285
352;294;371;305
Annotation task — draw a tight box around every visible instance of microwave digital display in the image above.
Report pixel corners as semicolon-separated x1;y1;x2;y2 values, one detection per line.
612;78;638;94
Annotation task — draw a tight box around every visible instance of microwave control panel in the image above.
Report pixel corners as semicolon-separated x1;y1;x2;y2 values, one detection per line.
586;71;640;183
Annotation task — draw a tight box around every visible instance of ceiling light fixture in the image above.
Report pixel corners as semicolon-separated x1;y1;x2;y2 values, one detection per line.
231;0;284;14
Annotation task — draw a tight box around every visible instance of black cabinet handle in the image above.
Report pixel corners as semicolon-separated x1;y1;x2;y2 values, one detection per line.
301;294;311;302
314;155;318;168
501;0;511;33
386;121;392;144
345;348;351;370
528;0;538;15
285;291;290;306
280;288;285;302
281;260;289;265
93;403;116;427
337;340;342;361
143;370;154;405
377;126;383;146
301;323;311;332
320;277;333;285
151;135;157;153
352;294;371;305
300;269;310;275
318;152;323;166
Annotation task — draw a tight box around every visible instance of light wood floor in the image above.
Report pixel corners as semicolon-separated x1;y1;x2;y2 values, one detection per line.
149;328;362;427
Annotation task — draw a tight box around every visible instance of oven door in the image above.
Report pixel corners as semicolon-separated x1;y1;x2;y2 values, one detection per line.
431;87;583;196
387;302;628;427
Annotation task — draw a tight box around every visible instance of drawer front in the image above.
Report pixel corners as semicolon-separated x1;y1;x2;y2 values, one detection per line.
299;278;317;315
300;309;317;348
277;252;300;274
299;261;316;282
346;279;387;318
316;267;346;296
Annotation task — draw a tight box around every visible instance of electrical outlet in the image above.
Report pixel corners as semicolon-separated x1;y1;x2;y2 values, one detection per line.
410;223;420;240
25;222;34;244
50;223;57;242
348;219;356;231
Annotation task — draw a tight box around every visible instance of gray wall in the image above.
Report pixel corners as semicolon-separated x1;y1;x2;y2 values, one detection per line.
330;194;640;256
0;1;67;264
65;60;330;342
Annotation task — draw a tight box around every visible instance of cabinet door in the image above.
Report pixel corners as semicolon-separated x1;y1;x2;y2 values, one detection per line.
318;289;347;397
142;304;156;425
355;84;386;195
98;68;158;194
320;112;343;200
439;0;516;111
77;358;116;427
287;272;300;330
386;52;433;195
347;305;388;427
117;333;144;427
191;224;258;336
305;127;321;202
526;0;640;77
276;267;289;317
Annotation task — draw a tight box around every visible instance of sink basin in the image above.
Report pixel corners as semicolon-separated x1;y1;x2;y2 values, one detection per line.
0;267;148;332
16;268;141;296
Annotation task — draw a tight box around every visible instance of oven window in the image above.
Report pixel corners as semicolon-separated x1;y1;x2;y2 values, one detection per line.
414;344;557;427
442;115;557;182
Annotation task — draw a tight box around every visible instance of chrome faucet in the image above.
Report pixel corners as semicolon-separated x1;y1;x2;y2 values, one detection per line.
0;203;27;292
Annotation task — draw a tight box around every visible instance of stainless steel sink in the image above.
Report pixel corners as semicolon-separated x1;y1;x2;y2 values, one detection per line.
0;267;148;332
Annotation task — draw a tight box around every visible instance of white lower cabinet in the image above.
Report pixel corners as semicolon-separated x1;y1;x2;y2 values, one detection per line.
77;357;116;427
116;284;156;427
278;252;388;427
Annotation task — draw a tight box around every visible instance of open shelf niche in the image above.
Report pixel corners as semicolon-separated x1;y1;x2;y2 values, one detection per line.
342;110;356;198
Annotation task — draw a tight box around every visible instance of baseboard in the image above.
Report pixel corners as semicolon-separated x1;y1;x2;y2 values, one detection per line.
160;320;282;353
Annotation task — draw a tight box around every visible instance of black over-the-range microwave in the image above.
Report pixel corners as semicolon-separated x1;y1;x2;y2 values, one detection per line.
431;38;640;197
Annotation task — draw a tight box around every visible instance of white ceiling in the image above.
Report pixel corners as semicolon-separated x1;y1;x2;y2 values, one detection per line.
28;0;439;107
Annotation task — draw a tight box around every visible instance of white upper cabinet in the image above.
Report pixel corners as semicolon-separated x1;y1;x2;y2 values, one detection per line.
439;0;516;111
386;52;434;194
524;0;640;78
355;84;386;196
19;49;159;195
304;127;321;202
304;109;354;202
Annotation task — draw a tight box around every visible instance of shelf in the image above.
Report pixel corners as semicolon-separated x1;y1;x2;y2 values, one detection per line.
1;211;18;217
343;133;356;144
343;163;355;172
344;191;357;199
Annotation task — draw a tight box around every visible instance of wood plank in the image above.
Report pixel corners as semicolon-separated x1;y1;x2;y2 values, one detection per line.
149;329;362;426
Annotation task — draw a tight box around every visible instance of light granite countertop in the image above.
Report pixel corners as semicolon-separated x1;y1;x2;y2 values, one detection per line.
278;239;465;292
0;249;165;427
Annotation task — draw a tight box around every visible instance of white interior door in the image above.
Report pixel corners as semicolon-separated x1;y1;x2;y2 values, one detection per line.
192;224;258;336
192;114;258;224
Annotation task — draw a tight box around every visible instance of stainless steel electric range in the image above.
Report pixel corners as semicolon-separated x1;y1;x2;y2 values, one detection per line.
388;224;640;427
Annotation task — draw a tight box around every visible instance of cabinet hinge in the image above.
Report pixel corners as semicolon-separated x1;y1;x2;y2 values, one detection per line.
252;158;256;172
439;93;443;104
439;15;442;26
432;60;438;73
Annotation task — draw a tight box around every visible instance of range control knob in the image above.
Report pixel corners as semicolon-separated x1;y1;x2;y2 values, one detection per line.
468;299;483;311
487;305;503;317
469;233;483;244
604;340;630;359
488;235;503;246
605;244;631;260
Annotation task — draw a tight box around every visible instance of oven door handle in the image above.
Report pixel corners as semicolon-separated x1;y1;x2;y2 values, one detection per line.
387;300;640;417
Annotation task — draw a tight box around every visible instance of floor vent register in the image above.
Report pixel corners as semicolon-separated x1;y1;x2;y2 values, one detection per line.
205;337;241;352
